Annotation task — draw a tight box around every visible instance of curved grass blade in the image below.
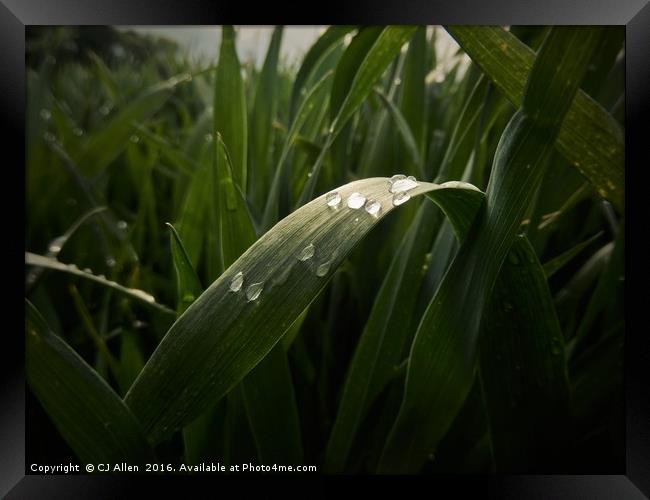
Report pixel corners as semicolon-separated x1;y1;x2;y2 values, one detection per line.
290;26;355;120
25;252;174;317
378;27;603;473
215;26;247;191
446;26;624;212
124;177;483;444
26;300;155;465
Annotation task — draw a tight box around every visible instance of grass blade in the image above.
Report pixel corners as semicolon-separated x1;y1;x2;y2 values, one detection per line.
167;223;203;315
123;177;483;444
26;300;155;465
543;231;604;278
215;26;248;191
479;236;571;471
249;26;284;212
25;252;174;317
446;26;624;212
290;26;354;120
379;27;603;473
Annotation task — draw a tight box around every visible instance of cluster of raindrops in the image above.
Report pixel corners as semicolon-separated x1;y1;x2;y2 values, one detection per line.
324;174;421;220
228;174;422;305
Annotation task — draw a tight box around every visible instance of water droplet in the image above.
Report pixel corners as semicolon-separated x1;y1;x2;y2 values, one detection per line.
229;272;244;292
394;77;402;86
39;108;51;121
131;289;155;303
43;132;56;143
204;133;213;142
83;267;91;273
106;257;116;268
326;191;342;208
307;171;313;178
315;261;331;277
98;274;106;279
297;243;315;261
117;220;128;231
99;103;111;116
389;174;406;186
508;252;520;265
73;127;84;136
354;217;359;223
246;282;263;302
129;134;140;144
48;244;62;253
364;199;382;217
390;177;419;193
347;192;367;209
392;191;411;206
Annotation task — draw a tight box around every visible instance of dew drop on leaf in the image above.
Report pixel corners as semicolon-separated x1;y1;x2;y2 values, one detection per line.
364;199;382;217
392;191;411;206
389;177;419;193
347;192;367;209
315;261;331;277
229;271;244;292
246;282;263;302
297;243;315;261
326;191;342;208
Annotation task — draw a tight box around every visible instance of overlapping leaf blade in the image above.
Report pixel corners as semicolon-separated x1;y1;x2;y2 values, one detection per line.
378;27;603;473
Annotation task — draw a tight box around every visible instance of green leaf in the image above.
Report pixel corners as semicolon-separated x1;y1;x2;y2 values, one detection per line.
249;26;284;212
290;26;355;120
123;177;483;444
399;27;428;159
78;73;190;176
478;236;571;471
215;26;248;191
378;27;603;473
167;223;203;315
374;88;423;176
446;26;624;212
26;300;155;465
25;252;174;317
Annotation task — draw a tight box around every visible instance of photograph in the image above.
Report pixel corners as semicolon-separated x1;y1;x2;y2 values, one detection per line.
23;24;627;478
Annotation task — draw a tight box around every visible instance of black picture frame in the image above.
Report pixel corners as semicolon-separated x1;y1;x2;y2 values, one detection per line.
5;0;649;496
